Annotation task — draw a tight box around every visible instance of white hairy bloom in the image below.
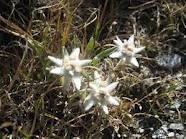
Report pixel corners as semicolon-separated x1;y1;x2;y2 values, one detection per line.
84;71;120;114
48;48;91;90
110;35;145;67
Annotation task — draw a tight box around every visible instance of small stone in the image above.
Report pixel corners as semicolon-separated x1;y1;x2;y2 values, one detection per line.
154;115;159;118
161;125;168;131
170;100;181;109
169;110;176;114
155;53;182;69
152;125;168;139
175;134;184;139
132;134;141;138
169;123;184;131
149;127;154;131
139;128;144;133
168;132;174;137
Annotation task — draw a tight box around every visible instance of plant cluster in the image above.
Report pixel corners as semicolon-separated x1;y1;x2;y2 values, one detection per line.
47;35;145;115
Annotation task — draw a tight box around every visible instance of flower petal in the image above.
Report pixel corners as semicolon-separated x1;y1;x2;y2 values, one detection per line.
48;56;62;66
84;95;95;111
123;39;128;45
72;72;81;90
71;59;91;66
114;36;124;49
63;48;69;57
128;35;135;47
69;70;74;76
79;60;92;66
70;48;80;60
134;47;145;54
94;71;101;80
109;51;123;58
107;96;120;106
94;71;101;84
129;57;139;67
89;82;98;91
102;105;109;114
104;82;118;94
49;67;64;75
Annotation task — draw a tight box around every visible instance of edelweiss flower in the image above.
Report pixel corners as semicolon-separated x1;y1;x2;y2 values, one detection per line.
110;35;145;67
48;48;91;90
84;71;120;114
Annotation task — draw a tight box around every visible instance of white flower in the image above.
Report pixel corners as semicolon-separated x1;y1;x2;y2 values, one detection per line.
110;35;145;67
84;71;120;114
48;48;91;90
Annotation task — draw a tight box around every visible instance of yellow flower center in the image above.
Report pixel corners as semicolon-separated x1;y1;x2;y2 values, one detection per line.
94;87;107;100
122;46;134;56
63;58;73;71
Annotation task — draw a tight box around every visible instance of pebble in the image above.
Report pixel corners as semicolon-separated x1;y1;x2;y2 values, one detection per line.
169;123;184;131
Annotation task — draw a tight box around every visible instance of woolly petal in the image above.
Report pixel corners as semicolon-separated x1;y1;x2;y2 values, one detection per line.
89;82;98;91
72;72;81;90
107;96;120;106
130;57;139;67
49;67;64;75
105;76;111;85
104;82;118;94
109;51;123;58
134;47;145;54
69;70;74;76
70;48;80;60
94;71;102;84
114;36;124;49
48;56;62;66
123;39;128;46
128;35;135;47
84;95;95;111
79;59;91;66
94;71;101;80
63;48;69;57
71;59;91;66
102;105;109;114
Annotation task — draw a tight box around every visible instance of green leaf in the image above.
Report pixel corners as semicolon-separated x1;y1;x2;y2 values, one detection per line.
91;47;116;66
95;22;101;40
86;36;95;55
96;47;116;59
91;57;100;66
